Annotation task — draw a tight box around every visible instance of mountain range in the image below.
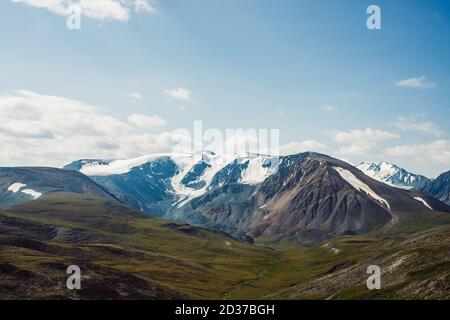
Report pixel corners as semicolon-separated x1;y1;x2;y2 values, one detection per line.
56;152;450;244
356;161;450;206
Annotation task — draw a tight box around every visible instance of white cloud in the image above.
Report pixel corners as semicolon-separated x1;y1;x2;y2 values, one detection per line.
134;0;154;13
334;128;398;145
396;76;435;89
278;140;328;155
128;114;166;128
10;0;155;21
165;88;192;101
333;128;399;156
0;90;176;167
393;117;444;137
128;92;143;101
385;140;450;166
329;127;449;177
321;105;338;112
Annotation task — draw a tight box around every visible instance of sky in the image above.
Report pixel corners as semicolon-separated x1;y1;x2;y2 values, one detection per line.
0;0;449;177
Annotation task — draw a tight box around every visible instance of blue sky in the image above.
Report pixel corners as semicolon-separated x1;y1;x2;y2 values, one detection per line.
0;0;449;177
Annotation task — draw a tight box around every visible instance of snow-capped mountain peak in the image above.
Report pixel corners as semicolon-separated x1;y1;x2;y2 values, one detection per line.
64;151;281;212
357;161;430;189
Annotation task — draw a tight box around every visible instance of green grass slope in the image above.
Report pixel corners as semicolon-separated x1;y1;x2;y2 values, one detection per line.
1;194;449;300
0;194;276;299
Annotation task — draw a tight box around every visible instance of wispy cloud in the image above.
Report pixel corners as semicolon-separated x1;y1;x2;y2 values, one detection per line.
165;88;192;101
395;76;435;89
128;114;166;128
385;140;450;165
332;128;399;156
320;105;338;112
10;0;155;21
128;92;143;101
278;140;328;155
393;117;444;137
333;128;398;144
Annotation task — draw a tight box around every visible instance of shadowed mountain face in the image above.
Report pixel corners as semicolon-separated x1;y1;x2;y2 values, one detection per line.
88;157;179;215
248;155;393;238
414;170;450;205
63;153;279;218
0;167;118;209
65;152;450;244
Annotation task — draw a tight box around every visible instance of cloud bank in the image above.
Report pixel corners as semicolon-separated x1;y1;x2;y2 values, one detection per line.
0;90;174;167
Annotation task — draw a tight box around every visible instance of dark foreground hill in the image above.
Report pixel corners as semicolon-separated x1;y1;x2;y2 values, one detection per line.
0;167;118;209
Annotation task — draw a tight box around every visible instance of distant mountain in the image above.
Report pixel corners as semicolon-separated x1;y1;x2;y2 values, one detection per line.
64;152;279;216
414;170;450;205
0;167;117;209
66;152;450;244
357;162;431;189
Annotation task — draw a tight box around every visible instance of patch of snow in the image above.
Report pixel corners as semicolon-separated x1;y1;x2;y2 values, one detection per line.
331;247;340;254
8;182;26;193
79;153;179;176
74;151;280;207
357;161;420;190
333;167;390;210
387;255;409;272
240;155;279;185
21;189;42;199
171;153;236;207
413;197;433;210
321;243;340;254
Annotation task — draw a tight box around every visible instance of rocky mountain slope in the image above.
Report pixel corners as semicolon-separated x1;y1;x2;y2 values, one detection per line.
414;170;450;205
64;152;279;216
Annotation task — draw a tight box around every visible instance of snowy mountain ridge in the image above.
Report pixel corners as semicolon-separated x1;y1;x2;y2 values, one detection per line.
64;151;280;211
357;161;431;190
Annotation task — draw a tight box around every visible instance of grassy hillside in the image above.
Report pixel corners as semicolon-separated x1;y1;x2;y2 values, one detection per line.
0;194;276;299
0;194;449;299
